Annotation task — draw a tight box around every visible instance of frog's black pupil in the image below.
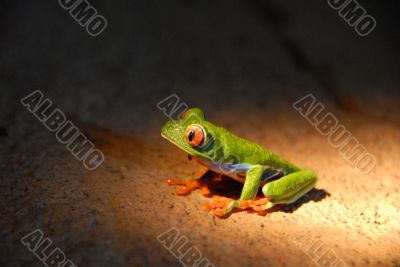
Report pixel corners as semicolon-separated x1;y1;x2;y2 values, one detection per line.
188;130;195;142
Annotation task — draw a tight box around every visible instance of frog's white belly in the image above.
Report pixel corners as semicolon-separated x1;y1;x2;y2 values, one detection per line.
194;157;286;186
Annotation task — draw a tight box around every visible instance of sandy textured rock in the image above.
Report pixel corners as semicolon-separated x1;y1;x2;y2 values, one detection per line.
0;0;399;266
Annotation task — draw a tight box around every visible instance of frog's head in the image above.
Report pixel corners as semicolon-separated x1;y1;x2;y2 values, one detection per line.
161;108;220;161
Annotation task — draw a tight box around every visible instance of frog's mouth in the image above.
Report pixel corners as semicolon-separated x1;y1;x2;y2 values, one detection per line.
161;132;207;159
161;131;186;151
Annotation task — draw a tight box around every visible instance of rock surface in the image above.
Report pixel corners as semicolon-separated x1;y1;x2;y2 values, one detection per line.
0;0;399;266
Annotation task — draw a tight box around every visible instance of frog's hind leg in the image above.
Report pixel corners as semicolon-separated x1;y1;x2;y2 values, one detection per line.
260;170;317;209
167;168;214;196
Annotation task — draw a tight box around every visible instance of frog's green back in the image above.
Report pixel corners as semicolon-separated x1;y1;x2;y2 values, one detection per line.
211;125;301;173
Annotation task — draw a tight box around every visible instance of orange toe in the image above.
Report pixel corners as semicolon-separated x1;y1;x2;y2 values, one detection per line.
201;197;233;211
167;178;205;196
213;208;227;217
240;198;268;208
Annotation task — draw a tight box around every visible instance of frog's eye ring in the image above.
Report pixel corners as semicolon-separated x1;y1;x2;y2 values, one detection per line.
185;125;205;147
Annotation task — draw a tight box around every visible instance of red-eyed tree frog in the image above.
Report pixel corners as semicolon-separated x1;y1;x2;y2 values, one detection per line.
161;108;317;217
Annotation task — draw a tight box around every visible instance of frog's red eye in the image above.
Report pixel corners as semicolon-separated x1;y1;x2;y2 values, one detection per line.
185;125;205;147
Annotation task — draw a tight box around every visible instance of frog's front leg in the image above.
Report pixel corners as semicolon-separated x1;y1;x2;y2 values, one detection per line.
261;169;317;208
167;168;214;196
203;165;264;217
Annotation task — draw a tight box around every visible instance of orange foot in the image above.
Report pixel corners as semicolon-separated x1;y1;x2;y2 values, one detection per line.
201;196;234;217
167;169;213;196
202;197;271;217
167;178;211;196
239;198;270;212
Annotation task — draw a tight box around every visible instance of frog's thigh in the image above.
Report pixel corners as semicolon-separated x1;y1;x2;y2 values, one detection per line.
262;170;317;204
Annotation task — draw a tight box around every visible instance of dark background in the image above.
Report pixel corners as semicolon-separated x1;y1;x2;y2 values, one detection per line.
1;0;399;266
